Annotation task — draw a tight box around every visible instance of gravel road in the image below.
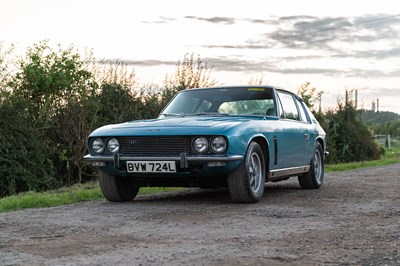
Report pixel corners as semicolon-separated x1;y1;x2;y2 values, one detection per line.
1;164;399;265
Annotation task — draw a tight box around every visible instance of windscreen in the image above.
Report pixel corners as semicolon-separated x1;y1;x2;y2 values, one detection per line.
160;87;276;117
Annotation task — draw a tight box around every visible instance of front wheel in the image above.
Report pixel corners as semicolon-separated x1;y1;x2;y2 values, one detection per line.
98;171;139;202
298;142;324;189
228;142;266;203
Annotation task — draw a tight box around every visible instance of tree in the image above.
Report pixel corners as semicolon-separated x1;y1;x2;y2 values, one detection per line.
324;99;383;163
10;40;96;120
161;53;218;108
298;82;323;113
0;42;14;97
164;53;218;91
298;83;383;163
247;75;265;85
8;41;97;186
0;96;60;196
91;59;136;90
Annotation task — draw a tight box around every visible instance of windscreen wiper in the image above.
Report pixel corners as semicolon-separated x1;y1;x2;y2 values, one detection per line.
159;113;185;117
192;112;230;116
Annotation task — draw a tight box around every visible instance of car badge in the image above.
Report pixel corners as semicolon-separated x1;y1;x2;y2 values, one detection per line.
128;139;137;145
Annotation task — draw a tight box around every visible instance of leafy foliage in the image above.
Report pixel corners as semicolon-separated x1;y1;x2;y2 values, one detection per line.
0;42;171;196
361;110;400;137
164;52;218;92
10;41;95;118
0;42;14;94
297;82;323;113
323;104;383;163
2;41;98;194
0;97;60;196
298;84;383;163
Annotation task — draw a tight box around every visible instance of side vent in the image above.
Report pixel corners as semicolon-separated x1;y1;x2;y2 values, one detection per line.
273;136;278;165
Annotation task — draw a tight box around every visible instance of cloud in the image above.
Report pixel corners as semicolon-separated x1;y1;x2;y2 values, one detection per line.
141;16;176;24
112;54;399;79
115;14;400;81
184;16;236;25
358;87;400;98
334;47;400;59
202;56;400;79
202;14;400;54
203;56;341;75
267;14;400;51
99;59;176;67
203;44;267;49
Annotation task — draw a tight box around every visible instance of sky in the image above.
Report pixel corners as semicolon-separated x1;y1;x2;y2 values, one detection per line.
2;0;400;113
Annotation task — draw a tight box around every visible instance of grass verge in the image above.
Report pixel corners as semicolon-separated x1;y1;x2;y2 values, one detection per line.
0;183;182;213
326;158;400;172
326;147;400;172
1;148;399;213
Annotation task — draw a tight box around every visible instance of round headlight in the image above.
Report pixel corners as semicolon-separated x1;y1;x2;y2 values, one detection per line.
193;137;208;153
210;136;227;153
106;138;120;153
91;138;104;154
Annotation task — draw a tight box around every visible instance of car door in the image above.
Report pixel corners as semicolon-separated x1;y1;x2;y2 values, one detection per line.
274;91;312;168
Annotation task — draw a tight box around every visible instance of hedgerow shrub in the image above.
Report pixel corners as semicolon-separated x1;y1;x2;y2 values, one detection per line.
323;104;383;163
0;96;60;196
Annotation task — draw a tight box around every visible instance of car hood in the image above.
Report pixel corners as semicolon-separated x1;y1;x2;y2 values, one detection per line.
89;116;269;137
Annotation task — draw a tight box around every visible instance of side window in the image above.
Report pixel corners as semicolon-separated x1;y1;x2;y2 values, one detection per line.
277;91;300;121
295;98;309;123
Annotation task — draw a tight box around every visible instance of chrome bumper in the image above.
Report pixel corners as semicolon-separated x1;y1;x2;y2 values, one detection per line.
83;153;243;168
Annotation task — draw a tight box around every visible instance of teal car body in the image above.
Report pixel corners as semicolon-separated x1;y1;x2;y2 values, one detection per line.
84;86;327;203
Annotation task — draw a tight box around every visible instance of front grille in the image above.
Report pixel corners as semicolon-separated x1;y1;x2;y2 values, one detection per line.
119;136;191;156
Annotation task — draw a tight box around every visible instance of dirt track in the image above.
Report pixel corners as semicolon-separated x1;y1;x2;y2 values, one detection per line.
1;164;400;265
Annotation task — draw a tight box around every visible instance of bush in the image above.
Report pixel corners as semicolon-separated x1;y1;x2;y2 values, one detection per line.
0;96;60;196
323;104;383;164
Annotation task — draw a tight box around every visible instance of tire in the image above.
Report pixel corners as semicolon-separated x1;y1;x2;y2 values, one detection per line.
98;170;139;202
298;142;324;189
228;141;266;203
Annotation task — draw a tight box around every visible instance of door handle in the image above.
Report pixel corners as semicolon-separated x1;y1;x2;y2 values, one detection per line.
304;134;309;139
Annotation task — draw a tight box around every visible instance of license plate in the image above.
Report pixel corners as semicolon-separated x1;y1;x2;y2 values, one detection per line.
126;161;176;173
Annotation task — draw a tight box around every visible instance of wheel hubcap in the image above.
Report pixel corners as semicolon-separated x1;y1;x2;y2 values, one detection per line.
314;149;323;184
249;152;262;192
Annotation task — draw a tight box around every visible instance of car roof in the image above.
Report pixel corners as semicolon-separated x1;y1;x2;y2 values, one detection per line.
185;85;300;100
189;85;275;91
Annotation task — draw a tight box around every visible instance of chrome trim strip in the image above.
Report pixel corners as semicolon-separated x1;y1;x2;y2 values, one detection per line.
83;154;243;162
268;165;310;178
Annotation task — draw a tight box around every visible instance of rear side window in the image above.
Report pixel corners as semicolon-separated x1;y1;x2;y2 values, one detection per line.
295;98;309;123
277;91;300;121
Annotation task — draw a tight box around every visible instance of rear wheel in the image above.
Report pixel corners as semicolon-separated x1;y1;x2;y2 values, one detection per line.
98;171;139;202
298;142;324;189
228;142;266;203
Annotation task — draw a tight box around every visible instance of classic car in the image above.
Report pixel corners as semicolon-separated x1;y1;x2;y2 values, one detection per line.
84;85;327;203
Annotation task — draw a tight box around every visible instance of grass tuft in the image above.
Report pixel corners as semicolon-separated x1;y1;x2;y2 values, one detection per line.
0;183;183;213
0;182;103;212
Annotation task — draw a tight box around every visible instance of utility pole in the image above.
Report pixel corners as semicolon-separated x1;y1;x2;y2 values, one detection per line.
355;89;358;109
318;93;322;113
377;98;379;112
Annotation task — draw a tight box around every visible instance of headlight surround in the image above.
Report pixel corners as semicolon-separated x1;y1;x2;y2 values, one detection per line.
193;137;208;154
106;138;120;153
210;136;227;153
91;138;104;154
